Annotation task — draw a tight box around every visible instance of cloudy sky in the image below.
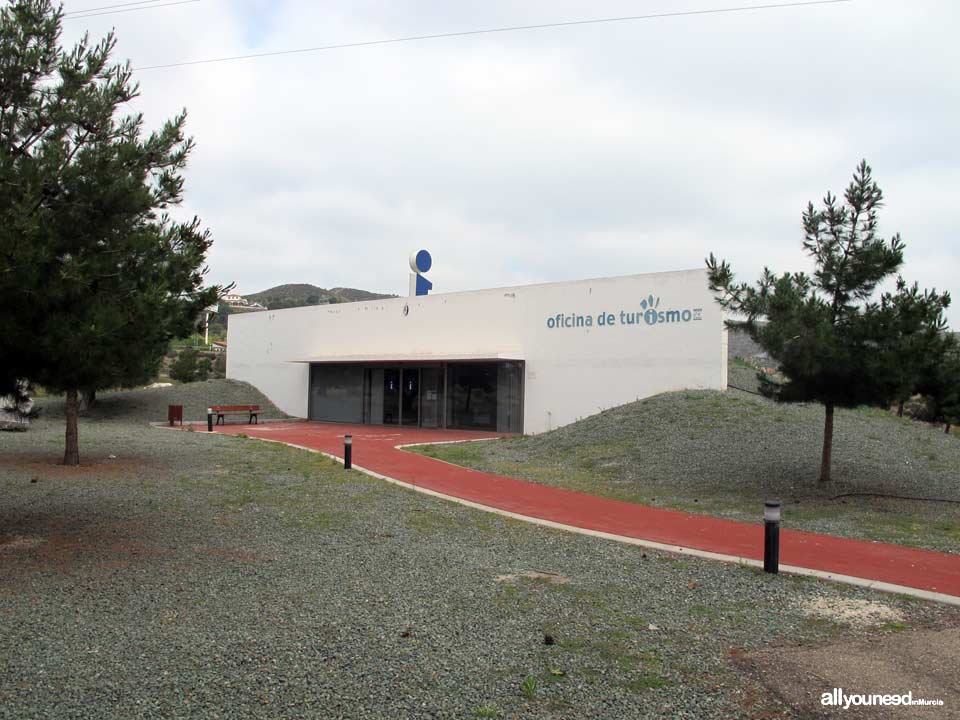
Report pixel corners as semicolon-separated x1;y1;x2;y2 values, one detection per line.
61;0;958;325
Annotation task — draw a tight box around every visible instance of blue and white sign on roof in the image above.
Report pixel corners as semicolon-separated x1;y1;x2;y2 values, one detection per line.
409;249;433;297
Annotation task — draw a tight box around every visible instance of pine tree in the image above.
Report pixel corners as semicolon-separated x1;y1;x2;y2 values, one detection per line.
0;1;225;464
921;338;960;434
707;161;951;482
877;280;954;419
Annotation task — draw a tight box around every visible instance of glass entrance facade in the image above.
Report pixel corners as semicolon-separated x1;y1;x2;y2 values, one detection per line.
309;361;523;433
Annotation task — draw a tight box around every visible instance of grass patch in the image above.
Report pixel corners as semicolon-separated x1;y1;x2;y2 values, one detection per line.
404;507;497;535
690;604;720;619
520;675;538;700
623;616;648;630
622;674;672;693
885;621;912;632
296;509;351;531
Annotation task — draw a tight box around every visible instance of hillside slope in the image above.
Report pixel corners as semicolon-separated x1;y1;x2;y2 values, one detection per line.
244;284;395;310
37;379;289;423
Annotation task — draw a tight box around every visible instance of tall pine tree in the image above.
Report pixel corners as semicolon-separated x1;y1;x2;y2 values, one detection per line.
0;0;225;464
707;161;951;482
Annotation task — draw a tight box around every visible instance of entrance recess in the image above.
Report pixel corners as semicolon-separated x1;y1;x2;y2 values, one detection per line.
308;361;523;433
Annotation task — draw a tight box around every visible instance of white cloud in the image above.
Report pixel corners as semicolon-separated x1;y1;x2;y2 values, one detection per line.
58;0;959;325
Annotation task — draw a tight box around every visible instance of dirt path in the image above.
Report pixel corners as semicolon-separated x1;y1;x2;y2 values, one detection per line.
739;626;960;718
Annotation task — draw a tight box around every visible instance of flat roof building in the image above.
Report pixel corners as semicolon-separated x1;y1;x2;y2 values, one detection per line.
226;268;727;434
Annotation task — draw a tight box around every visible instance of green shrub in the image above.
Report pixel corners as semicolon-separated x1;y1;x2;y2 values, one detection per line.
169;348;200;383
212;354;226;379
196;357;212;382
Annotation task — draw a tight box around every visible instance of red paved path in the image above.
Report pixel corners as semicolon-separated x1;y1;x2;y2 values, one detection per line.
204;421;960;599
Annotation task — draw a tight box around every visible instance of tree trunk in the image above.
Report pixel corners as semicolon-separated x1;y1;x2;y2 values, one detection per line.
896;401;904;417
819;403;834;483
64;389;80;466
946;423;952;435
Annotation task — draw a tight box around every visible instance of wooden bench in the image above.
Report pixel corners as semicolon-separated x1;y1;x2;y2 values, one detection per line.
210;404;259;425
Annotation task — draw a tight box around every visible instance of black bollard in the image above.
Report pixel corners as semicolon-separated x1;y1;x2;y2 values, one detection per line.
763;500;781;574
207;408;213;433
344;434;352;470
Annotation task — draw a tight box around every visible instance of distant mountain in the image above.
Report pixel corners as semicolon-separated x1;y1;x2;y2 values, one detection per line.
243;284;396;310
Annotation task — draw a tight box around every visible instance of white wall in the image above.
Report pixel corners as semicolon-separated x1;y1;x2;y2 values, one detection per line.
227;269;726;433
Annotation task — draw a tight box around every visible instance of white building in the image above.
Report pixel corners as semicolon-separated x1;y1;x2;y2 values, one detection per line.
222;292;246;306
226;268;727;434
222;292;266;311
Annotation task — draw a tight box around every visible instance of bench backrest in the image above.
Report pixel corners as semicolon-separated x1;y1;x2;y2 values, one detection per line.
211;404;260;412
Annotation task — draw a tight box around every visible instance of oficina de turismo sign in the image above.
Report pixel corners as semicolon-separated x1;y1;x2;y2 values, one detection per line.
546;294;703;330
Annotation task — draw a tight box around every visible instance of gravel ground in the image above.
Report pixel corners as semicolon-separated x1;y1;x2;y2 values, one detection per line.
2;387;957;718
417;364;960;553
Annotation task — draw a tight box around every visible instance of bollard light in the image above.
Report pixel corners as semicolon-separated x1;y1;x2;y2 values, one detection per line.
763;500;781;574
763;500;781;524
344;434;353;470
206;407;213;433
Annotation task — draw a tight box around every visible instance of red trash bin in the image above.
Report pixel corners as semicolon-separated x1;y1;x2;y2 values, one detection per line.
168;404;183;426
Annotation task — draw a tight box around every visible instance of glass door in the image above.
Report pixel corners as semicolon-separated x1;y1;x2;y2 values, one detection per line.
445;363;497;430
383;368;400;425
420;367;442;428
401;368;419;426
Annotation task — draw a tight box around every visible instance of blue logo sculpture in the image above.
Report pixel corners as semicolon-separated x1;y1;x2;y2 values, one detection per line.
409;249;433;296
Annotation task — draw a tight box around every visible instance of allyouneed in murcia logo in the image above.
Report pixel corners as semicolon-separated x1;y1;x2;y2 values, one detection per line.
821;688;944;709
